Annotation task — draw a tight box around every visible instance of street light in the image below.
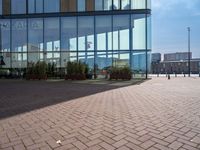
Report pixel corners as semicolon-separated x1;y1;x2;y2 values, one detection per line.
187;27;191;77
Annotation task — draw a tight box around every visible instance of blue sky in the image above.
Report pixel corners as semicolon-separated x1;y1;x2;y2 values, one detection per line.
152;0;200;58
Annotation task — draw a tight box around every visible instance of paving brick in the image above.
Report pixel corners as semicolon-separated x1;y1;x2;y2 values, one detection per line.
113;139;128;148
1;78;200;150
72;141;87;150
191;136;200;144
168;141;183;150
140;140;155;149
99;142;115;150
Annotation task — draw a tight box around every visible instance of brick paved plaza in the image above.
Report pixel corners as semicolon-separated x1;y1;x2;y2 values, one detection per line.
0;78;200;150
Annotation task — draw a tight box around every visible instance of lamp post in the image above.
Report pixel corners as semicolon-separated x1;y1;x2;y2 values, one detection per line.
187;27;191;77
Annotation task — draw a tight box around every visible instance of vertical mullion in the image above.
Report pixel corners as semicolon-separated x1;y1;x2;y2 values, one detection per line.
129;14;132;70
10;19;12;69
145;0;148;79
59;17;61;70
26;18;28;69
94;15;96;77
111;15;113;67
76;16;78;62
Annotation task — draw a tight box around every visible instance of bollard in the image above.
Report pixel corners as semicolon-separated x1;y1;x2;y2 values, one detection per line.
168;74;170;80
157;73;159;77
184;74;185;77
175;73;177;77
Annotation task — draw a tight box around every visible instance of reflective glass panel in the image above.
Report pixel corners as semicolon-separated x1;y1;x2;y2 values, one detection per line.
12;0;26;14
78;16;94;51
131;0;146;9
46;52;60;67
0;0;2;15
104;0;112;10
131;51;146;74
96;52;112;70
95;0;103;11
113;51;129;67
132;14;146;50
113;0;120;10
61;17;77;51
12;19;27;52
28;52;44;63
113;15;129;50
44;0;59;13
78;52;94;69
77;0;85;11
28;0;43;13
61;52;71;67
28;18;43;52
0;20;10;52
12;52;27;68
1;53;11;68
121;0;130;10
44;18;60;53
96;16;112;51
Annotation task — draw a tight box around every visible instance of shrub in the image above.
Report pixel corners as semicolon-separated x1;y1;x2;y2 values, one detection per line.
110;66;132;80
65;61;87;80
26;61;47;80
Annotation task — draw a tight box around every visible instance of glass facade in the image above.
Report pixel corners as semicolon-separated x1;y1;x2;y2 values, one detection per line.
0;0;151;77
0;0;2;15
11;0;26;14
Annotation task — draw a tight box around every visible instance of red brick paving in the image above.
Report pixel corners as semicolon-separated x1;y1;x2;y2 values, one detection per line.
1;78;200;149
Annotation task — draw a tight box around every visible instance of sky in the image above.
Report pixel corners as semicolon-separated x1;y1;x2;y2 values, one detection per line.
152;0;200;58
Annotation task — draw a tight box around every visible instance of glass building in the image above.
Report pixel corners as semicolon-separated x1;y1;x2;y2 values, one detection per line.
0;0;151;78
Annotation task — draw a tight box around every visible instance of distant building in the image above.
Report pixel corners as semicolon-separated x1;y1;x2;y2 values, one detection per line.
152;53;161;63
164;52;192;61
151;59;200;74
151;52;200;74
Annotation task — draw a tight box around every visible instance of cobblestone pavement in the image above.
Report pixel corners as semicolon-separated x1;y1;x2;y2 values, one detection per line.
0;78;200;150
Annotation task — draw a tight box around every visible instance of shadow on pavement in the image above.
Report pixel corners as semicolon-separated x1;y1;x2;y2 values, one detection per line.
0;79;147;119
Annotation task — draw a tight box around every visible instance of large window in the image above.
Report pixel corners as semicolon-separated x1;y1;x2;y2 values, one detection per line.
96;16;112;51
132;52;146;73
96;52;112;70
0;0;2;15
28;18;43;52
113;0;120;10
132;14;146;50
12;19;27;68
77;0;85;11
0;20;10;52
44;0;60;13
104;0;112;10
61;17;77;51
44;18;60;53
131;0;146;9
28;0;43;13
11;0;26;14
12;19;27;52
121;0;130;10
95;0;103;11
113;51;129;67
113;15;130;50
78;17;94;51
